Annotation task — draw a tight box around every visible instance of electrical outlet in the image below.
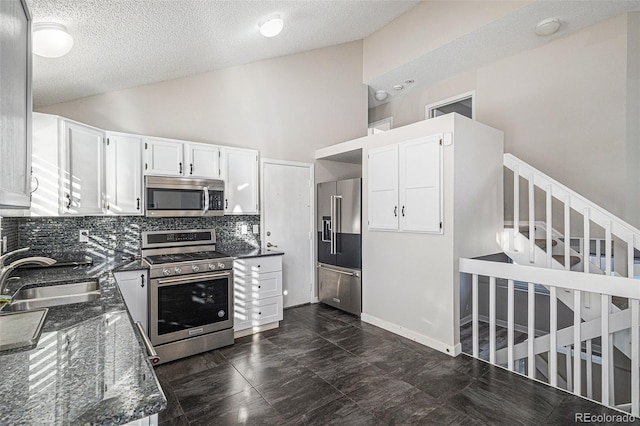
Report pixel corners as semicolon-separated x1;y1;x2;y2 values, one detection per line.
253;225;259;234
79;229;89;243
241;225;248;235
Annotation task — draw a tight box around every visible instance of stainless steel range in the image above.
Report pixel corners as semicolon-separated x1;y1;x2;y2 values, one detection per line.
141;229;234;364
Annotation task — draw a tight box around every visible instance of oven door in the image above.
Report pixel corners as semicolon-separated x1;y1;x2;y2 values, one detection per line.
149;271;233;346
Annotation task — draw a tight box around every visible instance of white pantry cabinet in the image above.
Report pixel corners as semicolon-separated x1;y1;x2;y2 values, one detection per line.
221;147;259;214
144;137;220;179
105;132;143;215
114;270;149;333
368;135;443;233
60;121;105;215
233;255;283;336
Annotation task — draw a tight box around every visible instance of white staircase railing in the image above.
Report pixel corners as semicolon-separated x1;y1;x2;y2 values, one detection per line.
460;257;640;416
504;153;640;278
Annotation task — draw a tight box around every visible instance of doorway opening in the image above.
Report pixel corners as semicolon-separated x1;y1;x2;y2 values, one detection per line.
425;91;474;120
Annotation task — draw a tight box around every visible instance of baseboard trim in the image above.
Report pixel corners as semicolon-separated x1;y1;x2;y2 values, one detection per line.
361;313;460;356
233;321;279;338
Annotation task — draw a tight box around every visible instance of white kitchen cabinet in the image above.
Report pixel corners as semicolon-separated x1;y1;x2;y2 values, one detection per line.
222;147;259;214
187;143;220;179
0;0;32;209
143;138;184;176
368;135;442;233
105;132;143;215
114;270;149;333
60;121;105;215
144;137;221;178
233;255;283;335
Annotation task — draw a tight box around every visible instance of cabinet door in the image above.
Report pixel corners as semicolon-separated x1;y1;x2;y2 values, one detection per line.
144;138;184;176
399;135;442;233
105;133;143;215
61;121;105;215
187;142;220;179
0;0;31;209
367;144;398;230
114;270;148;333
223;147;258;214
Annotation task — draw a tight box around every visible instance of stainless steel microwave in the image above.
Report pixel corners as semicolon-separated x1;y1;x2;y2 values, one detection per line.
145;176;224;217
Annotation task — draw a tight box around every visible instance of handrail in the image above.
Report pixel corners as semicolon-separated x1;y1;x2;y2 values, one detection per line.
504;153;640;251
460;258;640;299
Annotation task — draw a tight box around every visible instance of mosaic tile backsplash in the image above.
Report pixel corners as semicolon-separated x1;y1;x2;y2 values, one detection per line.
8;215;260;258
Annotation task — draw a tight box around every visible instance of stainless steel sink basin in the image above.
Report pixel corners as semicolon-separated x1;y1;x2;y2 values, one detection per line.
2;280;100;312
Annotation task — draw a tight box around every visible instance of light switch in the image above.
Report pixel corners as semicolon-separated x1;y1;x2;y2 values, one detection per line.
241;225;248;235
253;225;259;234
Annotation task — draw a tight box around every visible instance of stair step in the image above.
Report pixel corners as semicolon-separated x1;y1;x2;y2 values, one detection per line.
535;239;558;249
552;254;581;267
612;296;629;310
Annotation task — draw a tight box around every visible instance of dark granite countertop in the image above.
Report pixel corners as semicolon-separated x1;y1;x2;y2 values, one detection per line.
0;254;165;425
216;244;284;259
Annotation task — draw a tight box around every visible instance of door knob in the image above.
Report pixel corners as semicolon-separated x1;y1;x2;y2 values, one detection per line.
267;242;278;248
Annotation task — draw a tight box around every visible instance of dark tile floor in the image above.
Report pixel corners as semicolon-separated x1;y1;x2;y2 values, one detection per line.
155;304;633;425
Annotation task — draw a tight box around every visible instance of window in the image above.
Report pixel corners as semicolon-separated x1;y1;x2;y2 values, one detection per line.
425;91;474;120
368;117;393;136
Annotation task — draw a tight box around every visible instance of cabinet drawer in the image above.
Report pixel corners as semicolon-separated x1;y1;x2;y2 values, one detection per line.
234;271;282;302
234;296;283;331
234;256;282;275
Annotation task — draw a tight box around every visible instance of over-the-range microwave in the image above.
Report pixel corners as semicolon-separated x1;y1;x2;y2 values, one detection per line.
145;176;224;217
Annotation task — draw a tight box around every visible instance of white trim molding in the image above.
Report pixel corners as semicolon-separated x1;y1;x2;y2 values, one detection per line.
425;90;475;120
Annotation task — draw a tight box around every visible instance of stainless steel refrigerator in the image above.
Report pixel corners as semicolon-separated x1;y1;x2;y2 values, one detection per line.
317;178;362;316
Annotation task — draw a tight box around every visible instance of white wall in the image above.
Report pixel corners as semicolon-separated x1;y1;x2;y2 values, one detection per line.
369;14;639;228
38;41;368;164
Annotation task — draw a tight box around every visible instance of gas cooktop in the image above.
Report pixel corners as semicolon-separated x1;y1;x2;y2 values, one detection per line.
144;250;231;265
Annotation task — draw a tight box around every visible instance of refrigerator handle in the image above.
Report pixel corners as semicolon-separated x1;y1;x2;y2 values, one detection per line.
334;195;342;254
330;195;335;254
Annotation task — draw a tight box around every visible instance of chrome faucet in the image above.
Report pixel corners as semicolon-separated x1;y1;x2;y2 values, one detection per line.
0;248;56;295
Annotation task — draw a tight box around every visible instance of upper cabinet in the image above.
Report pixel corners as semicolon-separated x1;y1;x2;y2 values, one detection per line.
221;147;259;215
0;0;32;209
144;137;220;179
368;135;443;233
105;132;143;215
61;121;105;215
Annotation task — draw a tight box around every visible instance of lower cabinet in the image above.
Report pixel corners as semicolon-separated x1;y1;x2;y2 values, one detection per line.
233;255;283;335
113;270;148;333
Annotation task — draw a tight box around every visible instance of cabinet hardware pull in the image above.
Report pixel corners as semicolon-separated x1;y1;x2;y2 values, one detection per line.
225;199;228;209
394;206;397;217
66;193;71;209
267;242;278;248
136;198;140;210
140;274;145;288
179;162;183;174
402;206;405;217
190;163;193;175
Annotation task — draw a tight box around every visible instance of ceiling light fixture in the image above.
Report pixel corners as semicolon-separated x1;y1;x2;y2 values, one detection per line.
534;18;561;37
374;90;388;101
259;15;284;38
32;23;74;58
393;84;404;91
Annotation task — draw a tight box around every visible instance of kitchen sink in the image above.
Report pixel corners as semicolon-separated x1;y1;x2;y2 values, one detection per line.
1;280;101;312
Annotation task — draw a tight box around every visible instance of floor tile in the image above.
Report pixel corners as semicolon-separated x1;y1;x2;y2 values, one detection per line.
255;370;343;420
287;396;377;425
159;414;191;426
187;388;283;426
154;351;224;385
315;356;388;395
230;350;310;387
368;387;438;424
419;403;486;426
407;359;477;400
156;379;184;424
345;376;415;412
172;363;252;420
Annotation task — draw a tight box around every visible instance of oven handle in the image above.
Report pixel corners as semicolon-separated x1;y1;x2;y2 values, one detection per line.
156;271;231;285
135;321;160;365
203;187;210;214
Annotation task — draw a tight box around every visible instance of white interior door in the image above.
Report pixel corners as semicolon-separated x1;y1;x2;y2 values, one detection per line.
261;160;313;308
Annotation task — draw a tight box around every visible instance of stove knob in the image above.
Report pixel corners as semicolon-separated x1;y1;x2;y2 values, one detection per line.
174;267;182;274
218;262;225;269
209;263;216;270
192;265;200;272
162;268;171;276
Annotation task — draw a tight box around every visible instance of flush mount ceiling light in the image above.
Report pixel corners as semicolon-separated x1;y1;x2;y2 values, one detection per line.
259;15;284;38
374;90;388;101
393;84;404;91
33;22;74;58
534;18;561;37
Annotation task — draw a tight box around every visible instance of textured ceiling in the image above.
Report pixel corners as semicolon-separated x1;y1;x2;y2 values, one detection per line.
27;0;420;107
